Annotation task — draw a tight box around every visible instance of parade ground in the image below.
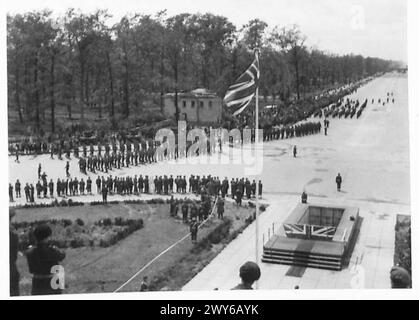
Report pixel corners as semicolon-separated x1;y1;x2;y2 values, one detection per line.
9;72;410;291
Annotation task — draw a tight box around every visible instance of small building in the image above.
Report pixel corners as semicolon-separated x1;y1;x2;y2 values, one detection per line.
163;88;222;125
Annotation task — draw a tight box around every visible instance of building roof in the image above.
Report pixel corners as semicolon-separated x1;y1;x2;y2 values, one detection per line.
164;88;219;99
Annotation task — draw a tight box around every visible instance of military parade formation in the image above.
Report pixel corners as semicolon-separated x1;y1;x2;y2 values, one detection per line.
8;83;408;296
10;170;263;205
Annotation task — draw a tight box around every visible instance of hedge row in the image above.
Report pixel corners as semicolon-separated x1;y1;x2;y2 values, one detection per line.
13;197;202;210
14;217;144;250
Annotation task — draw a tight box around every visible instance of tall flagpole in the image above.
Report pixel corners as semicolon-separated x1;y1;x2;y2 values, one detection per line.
254;49;260;277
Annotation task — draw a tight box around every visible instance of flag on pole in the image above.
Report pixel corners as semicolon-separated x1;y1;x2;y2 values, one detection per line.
223;53;260;116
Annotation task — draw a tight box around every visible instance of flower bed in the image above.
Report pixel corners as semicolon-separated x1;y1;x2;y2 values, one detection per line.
13;217;144;250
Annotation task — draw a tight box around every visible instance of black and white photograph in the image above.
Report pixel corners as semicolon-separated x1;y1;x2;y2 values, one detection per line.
3;0;417;299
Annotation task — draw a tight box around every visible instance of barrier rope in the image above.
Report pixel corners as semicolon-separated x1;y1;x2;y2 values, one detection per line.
113;196;219;293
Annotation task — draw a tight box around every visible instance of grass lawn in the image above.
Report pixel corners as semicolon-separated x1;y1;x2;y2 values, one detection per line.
13;200;255;295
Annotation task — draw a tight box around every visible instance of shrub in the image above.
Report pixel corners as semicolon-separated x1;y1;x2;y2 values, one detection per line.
59;199;68;207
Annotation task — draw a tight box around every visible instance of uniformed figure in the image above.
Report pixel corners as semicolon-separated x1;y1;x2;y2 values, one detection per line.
169;196;176;217
293;145;297;158
10;209;20;296
24;183;30;202
65;161;70;177
15;179;21;198
231;261;261;290
335;173;343;192
217;198;225;219
190;220;199;243
38;164;42;180
86;177;92;195
9;184;14;202
48;179;54;197
235;188;242;206
144;176;150;193
96;177;101;194
25;224;66;295
30;184;35;202
258;181;263;198
102;185;108;203
140;276;149;291
181;201;189;223
301;191;308;203
190;203;198;221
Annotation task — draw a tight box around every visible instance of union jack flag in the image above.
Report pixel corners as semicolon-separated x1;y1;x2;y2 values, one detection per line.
223;53;260;116
283;223;308;236
310;225;336;238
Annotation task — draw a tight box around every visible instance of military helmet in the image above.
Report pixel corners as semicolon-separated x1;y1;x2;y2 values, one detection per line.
239;261;261;282
390;266;411;288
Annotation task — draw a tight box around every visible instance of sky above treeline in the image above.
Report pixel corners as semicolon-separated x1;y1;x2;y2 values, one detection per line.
5;0;408;64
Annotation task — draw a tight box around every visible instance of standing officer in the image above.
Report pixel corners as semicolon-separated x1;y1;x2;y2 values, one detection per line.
48;179;54;198
335;173;343;192
65;161;70;177
293;145;297;158
25;224;66;295
10;209;20;296
258;180;263;199
86;177;92;195
9;184;14;202
15;179;21;199
235;188;243;206
96;176;101;194
301;190;308;203
190;219;199;244
217;198;225;219
181;201;189;223
102;185;108;203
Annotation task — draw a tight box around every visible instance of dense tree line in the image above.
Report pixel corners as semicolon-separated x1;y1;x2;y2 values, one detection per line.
7;9;400;134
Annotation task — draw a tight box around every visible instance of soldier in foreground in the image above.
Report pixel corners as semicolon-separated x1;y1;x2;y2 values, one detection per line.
232;261;261;290
26;224;66;295
390;266;411;288
10;209;20;296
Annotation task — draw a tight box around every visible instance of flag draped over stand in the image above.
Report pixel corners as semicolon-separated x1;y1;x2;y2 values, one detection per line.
223;50;261;285
223;53;260;116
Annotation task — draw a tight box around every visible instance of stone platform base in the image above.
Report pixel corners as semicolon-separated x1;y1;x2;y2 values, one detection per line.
262;203;360;270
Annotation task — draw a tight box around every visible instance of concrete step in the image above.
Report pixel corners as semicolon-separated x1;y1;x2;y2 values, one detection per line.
261;256;342;271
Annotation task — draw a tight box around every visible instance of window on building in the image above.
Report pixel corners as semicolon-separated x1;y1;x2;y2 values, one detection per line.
200;101;204;108
182;100;187;108
191;101;195;108
209;101;213;108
